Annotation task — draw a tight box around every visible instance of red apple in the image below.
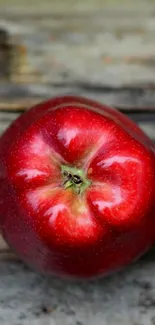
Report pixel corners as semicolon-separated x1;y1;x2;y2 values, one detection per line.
0;96;155;278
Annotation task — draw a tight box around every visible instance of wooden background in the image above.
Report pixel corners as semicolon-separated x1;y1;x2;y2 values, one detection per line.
1;0;155;114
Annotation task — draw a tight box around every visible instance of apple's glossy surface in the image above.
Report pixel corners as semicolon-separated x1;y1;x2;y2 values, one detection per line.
0;96;155;278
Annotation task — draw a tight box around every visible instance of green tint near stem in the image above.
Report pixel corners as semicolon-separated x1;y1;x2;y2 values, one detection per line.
61;164;91;195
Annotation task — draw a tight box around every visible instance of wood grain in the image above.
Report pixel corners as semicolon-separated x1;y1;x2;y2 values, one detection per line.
1;84;155;114
0;1;155;112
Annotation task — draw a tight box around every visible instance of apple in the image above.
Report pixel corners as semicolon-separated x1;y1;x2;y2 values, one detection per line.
0;96;155;278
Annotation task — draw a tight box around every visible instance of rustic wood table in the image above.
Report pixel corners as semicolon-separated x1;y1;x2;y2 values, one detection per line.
1;1;155;324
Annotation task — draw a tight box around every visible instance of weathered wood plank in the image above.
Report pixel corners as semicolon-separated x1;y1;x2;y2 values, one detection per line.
2;83;155;113
0;2;155;90
0;1;155;113
0;0;153;12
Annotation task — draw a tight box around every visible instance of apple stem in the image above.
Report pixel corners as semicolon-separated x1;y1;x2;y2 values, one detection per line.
61;165;91;195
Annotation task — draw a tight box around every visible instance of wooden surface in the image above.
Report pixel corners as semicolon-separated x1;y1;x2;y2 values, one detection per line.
1;0;155;112
1;2;155;325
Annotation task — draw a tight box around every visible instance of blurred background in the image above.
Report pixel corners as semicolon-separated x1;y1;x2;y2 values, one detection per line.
1;1;155;325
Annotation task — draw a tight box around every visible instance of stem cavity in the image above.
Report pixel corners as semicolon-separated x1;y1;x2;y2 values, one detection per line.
61;165;91;195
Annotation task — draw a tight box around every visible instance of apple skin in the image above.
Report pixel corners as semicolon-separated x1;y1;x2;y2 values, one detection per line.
0;96;155;279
